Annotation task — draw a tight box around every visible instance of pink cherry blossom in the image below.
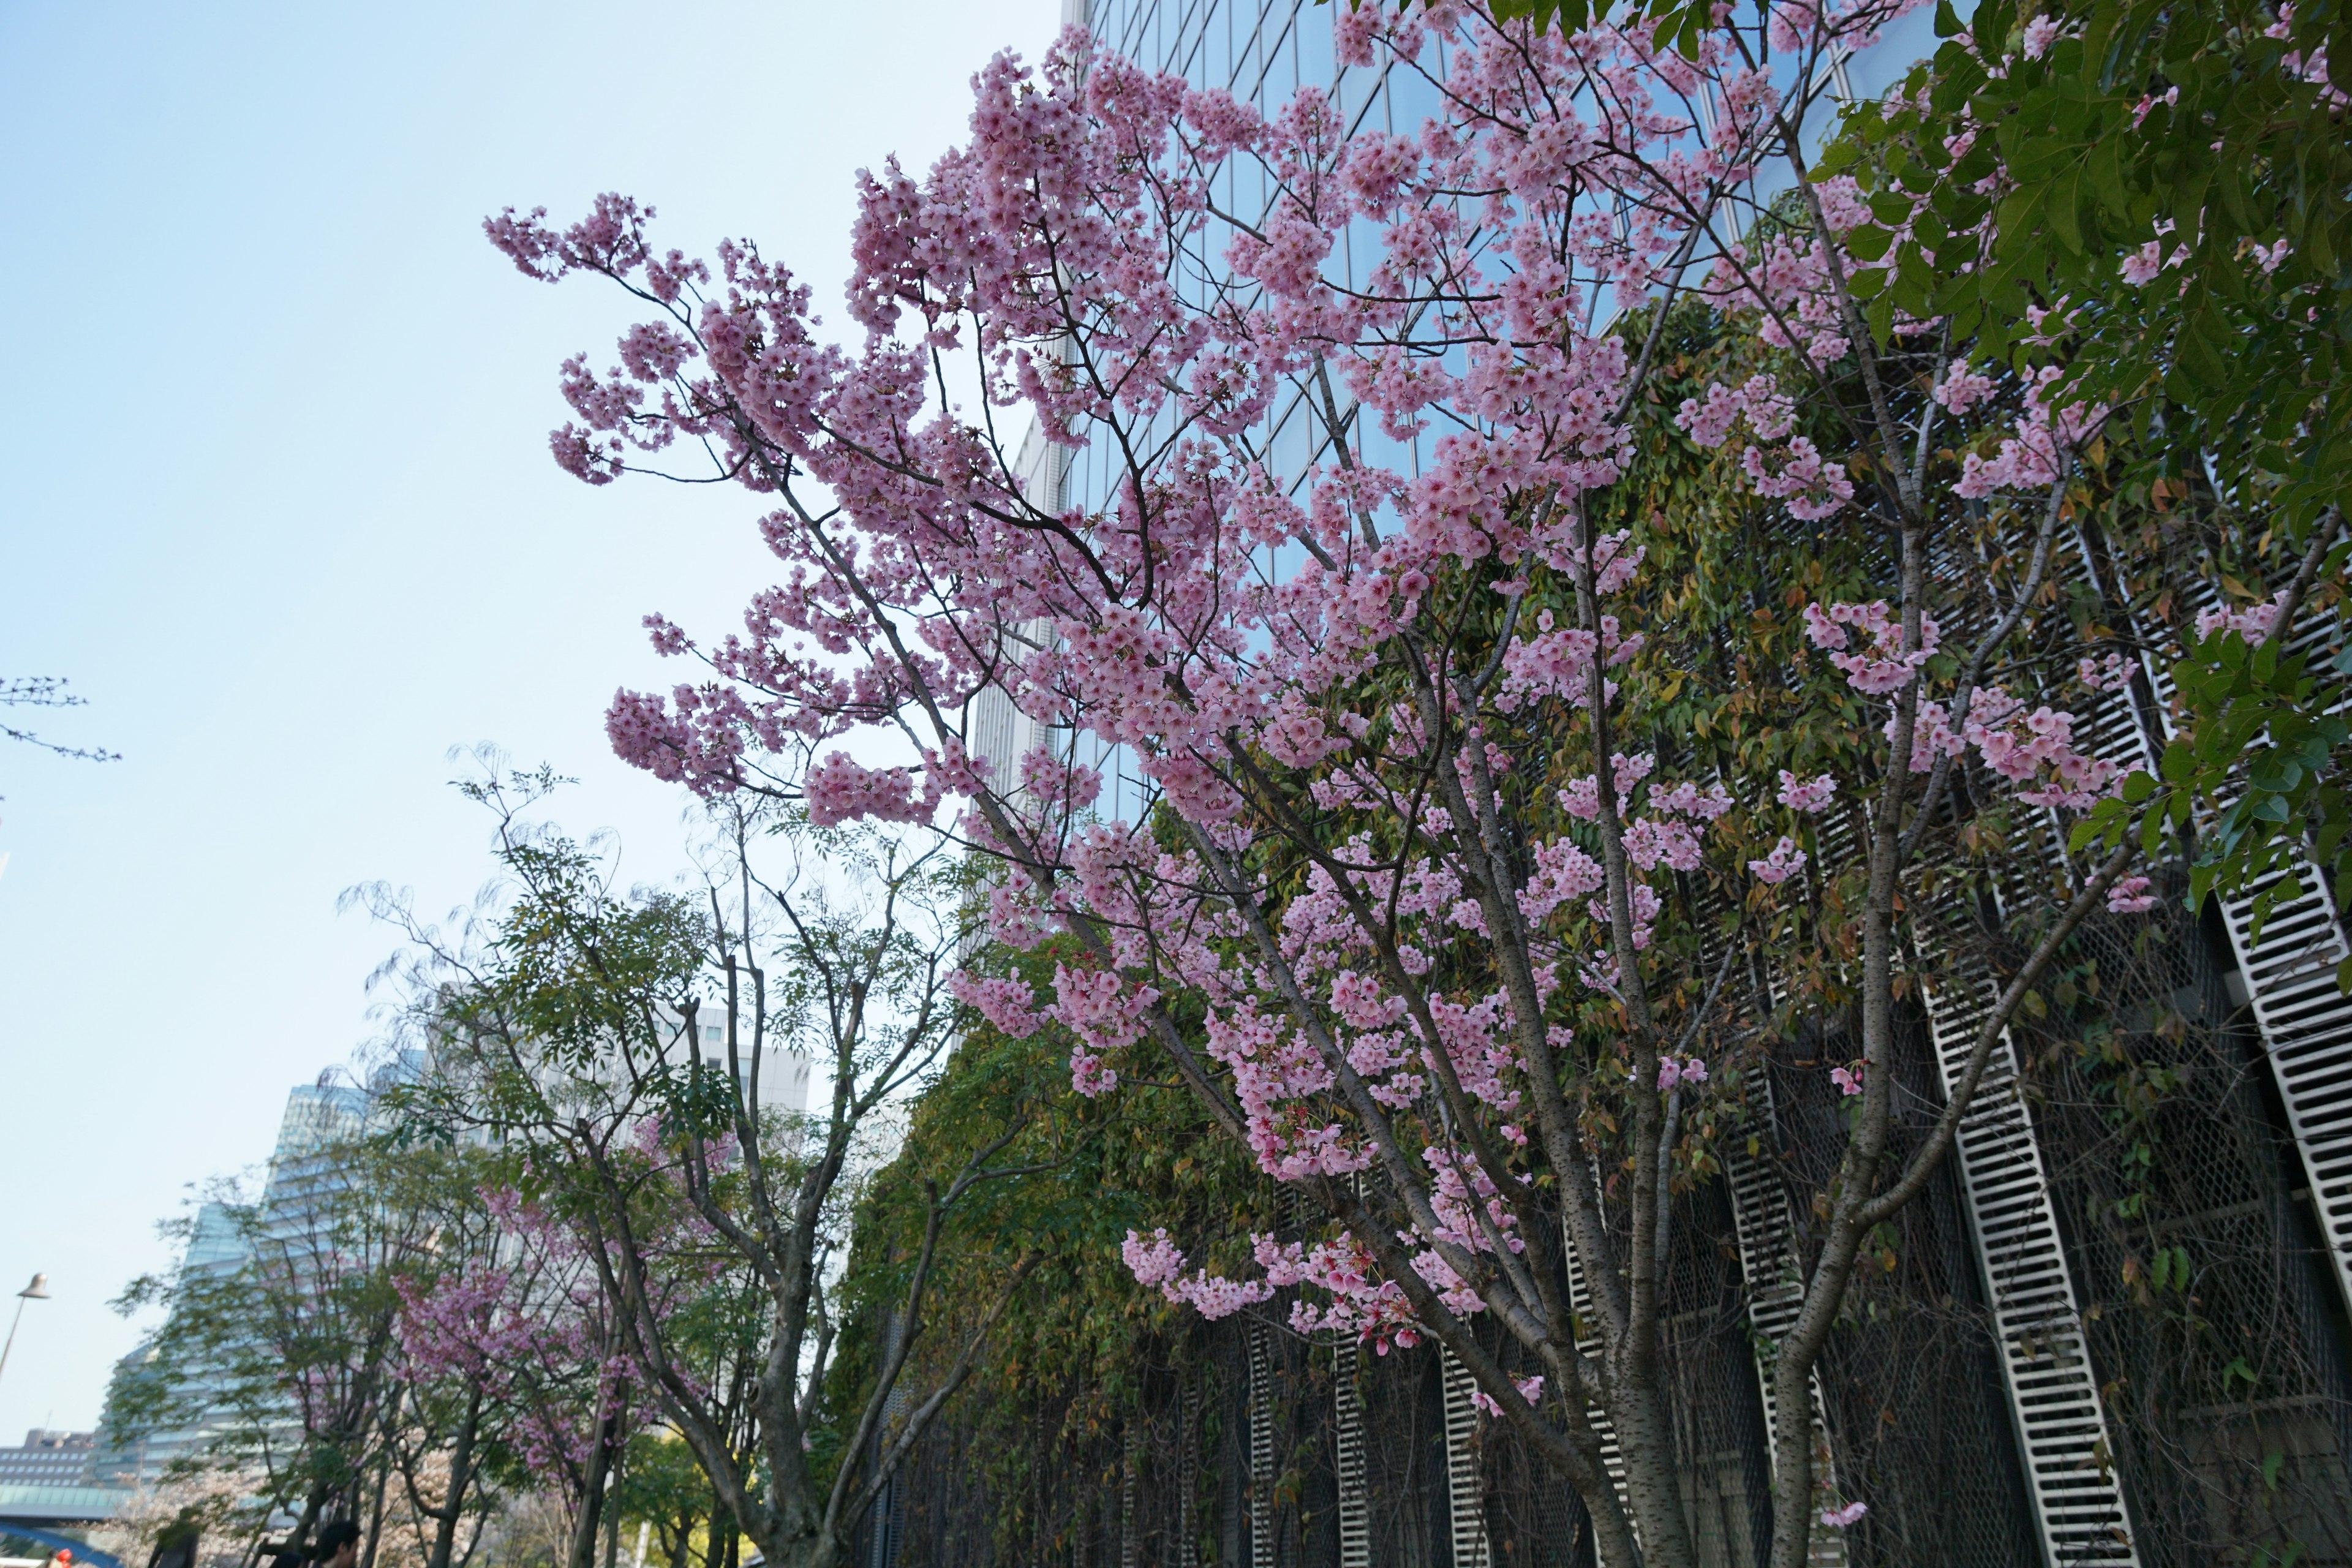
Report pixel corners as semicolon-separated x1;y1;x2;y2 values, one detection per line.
1750;836;1808;885
2076;653;2135;693
2195;590;2288;642
1776;771;1838;813
1931;358;1995;415
1803;600;1940;694
1468;1374;1546;1418
1657;1055;1709;1091
1121;1227;1276;1318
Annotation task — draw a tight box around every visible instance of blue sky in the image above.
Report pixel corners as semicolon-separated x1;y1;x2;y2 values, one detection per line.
0;0;1055;1440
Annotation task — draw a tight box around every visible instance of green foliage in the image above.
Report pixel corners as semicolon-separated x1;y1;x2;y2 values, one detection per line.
1829;0;2351;519
2078;624;2352;981
827;937;1265;1559
609;1431;717;1568
453;768;709;1087
1829;0;2351;985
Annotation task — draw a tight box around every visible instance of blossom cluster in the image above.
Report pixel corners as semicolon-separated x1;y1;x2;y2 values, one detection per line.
502;0;2152;1382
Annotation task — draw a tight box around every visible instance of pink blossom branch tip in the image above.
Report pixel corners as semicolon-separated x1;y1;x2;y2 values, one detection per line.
1749;835;1807;885
1776;770;1838;813
2195;590;2290;643
1468;1374;1546;1417
1121;1227;1273;1317
1656;1055;1708;1092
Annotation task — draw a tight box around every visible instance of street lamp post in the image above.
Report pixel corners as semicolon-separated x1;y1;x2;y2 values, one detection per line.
0;1272;52;1395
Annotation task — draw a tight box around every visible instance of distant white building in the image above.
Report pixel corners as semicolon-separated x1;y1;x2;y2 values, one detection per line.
656;1001;816;1118
0;1430;97;1488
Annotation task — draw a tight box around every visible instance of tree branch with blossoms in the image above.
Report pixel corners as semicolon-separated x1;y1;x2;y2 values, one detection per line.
484;4;2188;1561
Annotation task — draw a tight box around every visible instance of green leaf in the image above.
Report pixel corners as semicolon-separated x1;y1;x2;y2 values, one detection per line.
2087;134;2130;219
1866;288;1896;346
1845;224;1895;262
1995;185;2048;249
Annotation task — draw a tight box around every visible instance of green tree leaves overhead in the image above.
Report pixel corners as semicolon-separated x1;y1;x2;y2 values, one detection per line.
1828;0;2350;965
1830;0;2350;523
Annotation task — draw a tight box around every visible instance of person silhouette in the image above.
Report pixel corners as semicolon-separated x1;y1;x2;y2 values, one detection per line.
312;1523;360;1568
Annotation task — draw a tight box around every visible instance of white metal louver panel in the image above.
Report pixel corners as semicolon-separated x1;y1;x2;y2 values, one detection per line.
1721;1140;1849;1568
1717;954;1850;1568
1246;1319;1278;1568
2209;870;2352;1322
1333;1342;1372;1568
1121;1425;1140;1568
1915;963;2141;1566
1441;1347;1491;1568
2137;575;2352;1325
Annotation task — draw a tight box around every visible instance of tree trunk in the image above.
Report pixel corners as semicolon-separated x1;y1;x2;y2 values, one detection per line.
567;1410;617;1568
282;1481;331;1568
359;1453;391;1568
703;1491;727;1568
427;1386;484;1568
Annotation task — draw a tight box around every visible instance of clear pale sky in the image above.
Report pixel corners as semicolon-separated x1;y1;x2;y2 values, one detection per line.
0;0;1055;1442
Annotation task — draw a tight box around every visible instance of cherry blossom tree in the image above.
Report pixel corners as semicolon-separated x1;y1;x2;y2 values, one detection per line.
388;1171;631;1568
488;4;2173;1561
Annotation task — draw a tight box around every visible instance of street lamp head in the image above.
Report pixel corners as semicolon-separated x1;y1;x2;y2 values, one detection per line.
18;1274;49;1300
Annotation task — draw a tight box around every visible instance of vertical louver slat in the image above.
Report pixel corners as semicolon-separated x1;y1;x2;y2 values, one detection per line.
1333;1342;1372;1568
2209;874;2352;1322
1721;1136;1849;1568
1178;1374;1200;1568
1915;960;2142;1566
1556;1213;1633;1526
1121;1424;1140;1568
2142;576;2352;1326
1441;1347;1491;1568
1248;1319;1278;1568
1714;943;1849;1568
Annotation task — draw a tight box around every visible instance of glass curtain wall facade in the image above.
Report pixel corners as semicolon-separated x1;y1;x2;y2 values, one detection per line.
93;1077;375;1489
